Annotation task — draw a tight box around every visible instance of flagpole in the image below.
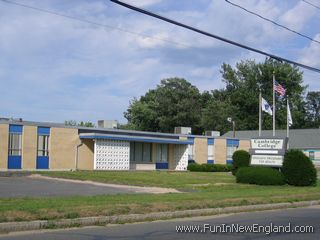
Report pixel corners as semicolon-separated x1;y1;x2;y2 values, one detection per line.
273;72;275;136
259;90;262;136
286;98;289;138
287;98;290;149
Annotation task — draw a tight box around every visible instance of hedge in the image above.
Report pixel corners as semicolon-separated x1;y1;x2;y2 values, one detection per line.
282;149;317;186
236;166;285;185
187;163;232;172
231;150;250;175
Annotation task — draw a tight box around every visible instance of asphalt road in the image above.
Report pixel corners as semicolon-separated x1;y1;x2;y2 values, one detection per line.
0;176;137;197
1;206;319;240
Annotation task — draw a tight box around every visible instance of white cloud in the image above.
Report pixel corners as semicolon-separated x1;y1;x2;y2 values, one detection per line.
124;0;162;7
0;0;319;124
280;1;316;30
299;34;320;68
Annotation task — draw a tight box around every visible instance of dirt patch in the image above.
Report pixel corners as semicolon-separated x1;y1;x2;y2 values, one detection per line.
213;183;237;186
189;183;211;187
29;174;181;194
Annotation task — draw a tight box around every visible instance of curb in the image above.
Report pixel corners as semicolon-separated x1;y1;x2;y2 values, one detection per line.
1;200;320;233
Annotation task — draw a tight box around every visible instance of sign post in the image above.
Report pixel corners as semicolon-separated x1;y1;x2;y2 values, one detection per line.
249;137;288;167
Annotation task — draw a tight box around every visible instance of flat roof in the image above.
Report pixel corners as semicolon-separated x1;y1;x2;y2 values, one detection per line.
0;118;248;140
79;133;193;145
223;129;320;149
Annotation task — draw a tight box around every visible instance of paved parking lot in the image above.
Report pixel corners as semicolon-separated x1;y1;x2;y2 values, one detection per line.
0;176;138;198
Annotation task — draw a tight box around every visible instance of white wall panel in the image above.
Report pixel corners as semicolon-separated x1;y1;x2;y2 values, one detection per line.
174;145;188;171
94;139;130;170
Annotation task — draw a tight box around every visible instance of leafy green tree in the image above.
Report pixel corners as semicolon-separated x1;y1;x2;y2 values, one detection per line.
64;120;95;127
211;58;307;132
305;91;320;127
78;121;95;127
124;78;204;134
124;58;310;134
201;90;237;134
64;120;77;126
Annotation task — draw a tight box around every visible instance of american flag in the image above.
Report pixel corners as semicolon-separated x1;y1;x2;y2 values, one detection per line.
274;81;286;96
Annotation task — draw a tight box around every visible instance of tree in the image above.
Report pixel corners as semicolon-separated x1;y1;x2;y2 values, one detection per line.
210;58;307;132
305;91;320;128
201;90;237;134
123;58;310;134
64;120;95;127
124;78;204;134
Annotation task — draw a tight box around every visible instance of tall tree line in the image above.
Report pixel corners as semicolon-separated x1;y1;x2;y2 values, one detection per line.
124;58;320;134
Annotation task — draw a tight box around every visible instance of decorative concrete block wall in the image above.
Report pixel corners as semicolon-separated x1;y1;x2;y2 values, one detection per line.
94;139;130;170
174;145;188;171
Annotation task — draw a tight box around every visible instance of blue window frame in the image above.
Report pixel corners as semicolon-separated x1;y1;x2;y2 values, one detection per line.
8;125;23;169
207;138;214;145
227;139;239;164
37;127;50;169
226;160;233;165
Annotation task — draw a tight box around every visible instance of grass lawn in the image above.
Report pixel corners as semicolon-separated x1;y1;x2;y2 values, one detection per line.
1;171;320;223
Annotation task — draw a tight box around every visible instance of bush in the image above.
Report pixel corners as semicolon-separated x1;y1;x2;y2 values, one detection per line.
282;149;317;186
187;163;232;172
236;167;285;185
187;163;203;172
232;150;250;175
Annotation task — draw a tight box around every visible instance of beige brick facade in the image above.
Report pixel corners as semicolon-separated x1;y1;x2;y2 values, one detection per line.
0;124;9;169
214;138;227;164
50;127;80;170
77;139;94;170
22;125;37;170
194;137;208;164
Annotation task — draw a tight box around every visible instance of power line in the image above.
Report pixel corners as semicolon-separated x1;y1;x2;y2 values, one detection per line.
0;0;191;49
110;0;320;74
302;0;320;10
225;0;320;45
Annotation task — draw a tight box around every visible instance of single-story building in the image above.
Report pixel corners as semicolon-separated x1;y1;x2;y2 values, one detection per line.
0;119;250;171
223;129;320;165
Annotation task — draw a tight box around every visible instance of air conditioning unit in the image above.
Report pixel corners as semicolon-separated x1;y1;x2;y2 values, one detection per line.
174;127;192;135
205;131;220;137
97;120;119;129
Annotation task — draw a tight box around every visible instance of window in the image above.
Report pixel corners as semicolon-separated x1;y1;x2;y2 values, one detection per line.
309;151;315;161
227;139;239;159
157;144;168;163
188;137;194;160
207;138;214;163
227;146;238;159
130;142;152;162
8;133;22;156
188;144;194;160
37;135;49;157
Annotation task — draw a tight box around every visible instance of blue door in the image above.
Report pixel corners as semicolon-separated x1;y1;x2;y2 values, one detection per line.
8;125;23;169
156;144;169;169
36;127;50;169
8;156;22;169
36;156;49;169
156;162;169;169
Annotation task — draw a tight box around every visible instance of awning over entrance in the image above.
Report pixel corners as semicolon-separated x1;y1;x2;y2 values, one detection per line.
79;133;193;145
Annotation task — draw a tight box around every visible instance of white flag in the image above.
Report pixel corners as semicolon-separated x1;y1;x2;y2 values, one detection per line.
262;97;273;115
288;103;293;126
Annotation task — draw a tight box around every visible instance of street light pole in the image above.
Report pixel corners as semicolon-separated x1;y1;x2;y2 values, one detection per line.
232;120;235;138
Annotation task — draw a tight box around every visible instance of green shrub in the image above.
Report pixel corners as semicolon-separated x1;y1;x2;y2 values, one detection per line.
282;149;317;186
187;163;203;172
232;150;250;175
212;164;233;172
236;167;285;185
187;163;232;172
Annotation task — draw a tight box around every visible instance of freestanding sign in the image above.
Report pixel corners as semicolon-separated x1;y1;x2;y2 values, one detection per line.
249;137;288;167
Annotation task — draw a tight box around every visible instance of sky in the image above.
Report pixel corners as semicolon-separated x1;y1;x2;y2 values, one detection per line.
0;0;320;124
